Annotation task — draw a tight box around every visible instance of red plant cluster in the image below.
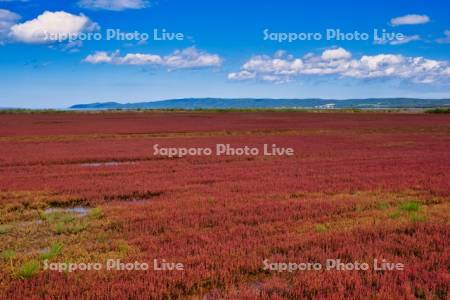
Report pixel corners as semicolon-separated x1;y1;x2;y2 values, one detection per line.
0;112;449;299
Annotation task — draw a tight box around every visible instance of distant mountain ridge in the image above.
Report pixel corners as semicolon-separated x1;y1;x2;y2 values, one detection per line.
69;98;450;110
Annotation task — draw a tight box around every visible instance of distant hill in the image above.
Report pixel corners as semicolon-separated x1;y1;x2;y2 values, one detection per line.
69;98;450;110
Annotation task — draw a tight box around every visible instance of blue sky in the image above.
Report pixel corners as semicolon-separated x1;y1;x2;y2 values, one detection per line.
0;0;449;108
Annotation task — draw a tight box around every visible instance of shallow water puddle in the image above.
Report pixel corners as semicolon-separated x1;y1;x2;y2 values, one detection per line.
44;207;89;217
80;161;135;167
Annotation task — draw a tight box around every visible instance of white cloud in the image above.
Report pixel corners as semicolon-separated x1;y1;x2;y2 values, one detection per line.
0;9;20;43
10;11;99;44
228;48;450;84
121;53;163;65
84;50;116;63
389;34;421;45
228;70;256;80
84;47;222;70
321;47;351;60
436;30;450;44
390;14;430;26
164;47;222;69
78;0;148;11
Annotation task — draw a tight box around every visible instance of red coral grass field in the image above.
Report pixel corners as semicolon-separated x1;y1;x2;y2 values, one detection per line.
0;111;449;299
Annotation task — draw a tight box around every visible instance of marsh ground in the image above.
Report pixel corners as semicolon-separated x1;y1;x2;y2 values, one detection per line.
0;111;448;299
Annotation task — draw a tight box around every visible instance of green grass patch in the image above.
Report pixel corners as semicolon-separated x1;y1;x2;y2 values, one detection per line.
40;210;76;224
53;222;65;234
18;260;39;279
314;224;328;233
89;207;103;219
2;249;16;273
399;201;421;212
53;222;87;234
40;243;63;261
117;241;130;255
2;249;16;261
67;223;88;234
388;211;401;219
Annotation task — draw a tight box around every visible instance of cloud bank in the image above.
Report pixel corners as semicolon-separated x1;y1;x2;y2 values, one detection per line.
228;48;450;84
84;47;222;70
